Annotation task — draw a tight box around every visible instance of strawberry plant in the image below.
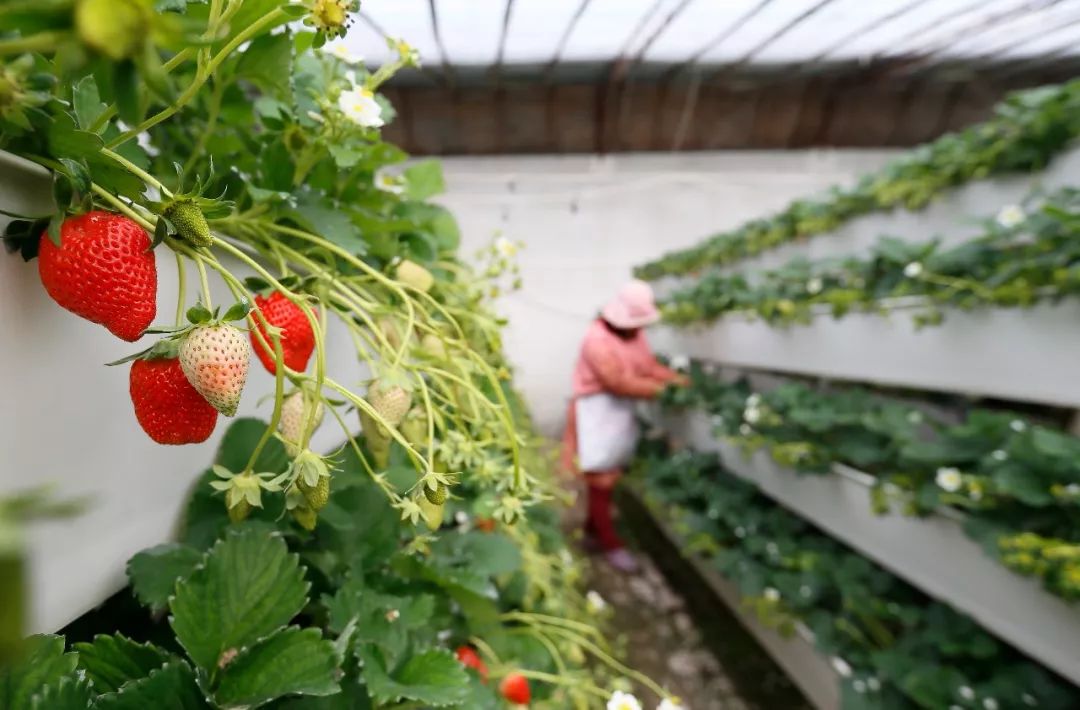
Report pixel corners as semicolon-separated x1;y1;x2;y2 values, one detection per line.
636;81;1080;280
0;2;677;707
658;189;1080;327
632;446;1080;710
661;363;1080;602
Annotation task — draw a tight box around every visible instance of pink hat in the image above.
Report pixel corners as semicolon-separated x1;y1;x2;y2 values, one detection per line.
601;280;660;329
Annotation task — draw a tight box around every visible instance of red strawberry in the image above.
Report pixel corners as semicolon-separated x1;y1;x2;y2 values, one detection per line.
455;646;488;682
38;211;157;341
130;357;217;444
251;292;316;374
499;673;530;705
179;324;250;416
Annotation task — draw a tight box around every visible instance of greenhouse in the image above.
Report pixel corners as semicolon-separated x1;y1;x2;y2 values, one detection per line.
3;1;1080;709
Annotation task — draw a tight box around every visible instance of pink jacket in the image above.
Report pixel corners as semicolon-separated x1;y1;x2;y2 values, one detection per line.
561;319;678;475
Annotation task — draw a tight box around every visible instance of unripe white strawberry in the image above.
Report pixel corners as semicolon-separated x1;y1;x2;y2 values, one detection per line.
367;379;412;428
394;259;434;293
279;391;325;457
179;324;250;416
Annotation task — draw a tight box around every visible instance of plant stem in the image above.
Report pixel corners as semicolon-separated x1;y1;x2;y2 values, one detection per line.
174;252;186;326
195;254;212;309
0;31;64;56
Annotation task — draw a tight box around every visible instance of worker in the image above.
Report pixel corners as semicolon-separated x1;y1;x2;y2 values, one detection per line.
562;280;686;572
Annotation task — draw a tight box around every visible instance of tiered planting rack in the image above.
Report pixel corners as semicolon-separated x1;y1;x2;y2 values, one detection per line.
647;145;1080;707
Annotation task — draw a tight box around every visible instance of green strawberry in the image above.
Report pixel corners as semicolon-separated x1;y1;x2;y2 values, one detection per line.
418;496;444;531
298;475;330;510
179;323;250;416
164;198;212;247
424;483;448;505
400;407;426;448
291;505;318;531
228;499;251;523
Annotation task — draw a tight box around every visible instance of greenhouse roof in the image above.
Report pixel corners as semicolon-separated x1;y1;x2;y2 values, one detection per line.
339;0;1080;83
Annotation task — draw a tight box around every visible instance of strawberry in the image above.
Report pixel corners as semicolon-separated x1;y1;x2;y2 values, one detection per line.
298;475;330;510
475;517;497;533
499;673;530;705
129;357;217;444
38;211;157;341
291;505;318;531
400;407;426;448
251;292;316;374
455;646;488;682
367;379;412;428
179;324;250;416
394;259;434;293
358;409;392;469
163;198;212;248
418;496;444;531
424;483;448;505
279;391;324;458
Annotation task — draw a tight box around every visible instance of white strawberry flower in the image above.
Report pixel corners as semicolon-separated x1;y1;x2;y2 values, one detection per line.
1010;419;1027;433
607;691;642;710
984;698;999;710
831;657;853;678
739;424;752;436
744;407;761;424
325;43;364;65
903;262;923;278
763;587;780;602
990;450;1008;462
375;171;405;194
657;698;684;710
866;677;881;692
936;467;963;492
996;205;1025;228
338;87;384;128
853;680;866;694
959;685;975;700
586;590;607;614
806;277;823;295
495;236;518;258
1022;693;1038;706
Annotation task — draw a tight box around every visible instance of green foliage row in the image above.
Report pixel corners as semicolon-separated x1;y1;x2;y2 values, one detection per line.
659;188;1080;327
661;366;1080;601
633;445;1080;710
636;81;1080;281
0;417;614;709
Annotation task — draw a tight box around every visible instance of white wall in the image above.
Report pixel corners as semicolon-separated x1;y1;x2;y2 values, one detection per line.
437;150;899;436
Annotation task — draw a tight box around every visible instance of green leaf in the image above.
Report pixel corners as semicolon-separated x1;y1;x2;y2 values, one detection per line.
359;648;469;708
215;418;290;476
324;580;434;663
403;160;445;200
221;299;252;322
127;543;203;613
48;113;104;160
213;627;339;707
0;634;78;710
286;192;367;256
234;32;294;95
113;60;142;126
73;634;171;693
186;303;212;324
170;529;310;672
93;661;209;710
73;75;107;133
30;675;94;710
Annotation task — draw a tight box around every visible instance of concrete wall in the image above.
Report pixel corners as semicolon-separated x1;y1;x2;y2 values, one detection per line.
437;150;899;436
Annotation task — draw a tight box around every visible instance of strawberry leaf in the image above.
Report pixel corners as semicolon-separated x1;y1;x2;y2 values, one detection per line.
169;529;309;672
0;634;78;710
73;634;172;693
92;661;208;710
222;299;252;322
126;544;203;613
212;627;339;707
186;303;213;325
29;675;94;710
358;647;468;708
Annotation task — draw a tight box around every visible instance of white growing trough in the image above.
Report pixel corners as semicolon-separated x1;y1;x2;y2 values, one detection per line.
652;299;1080;410
663;409;1080;686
